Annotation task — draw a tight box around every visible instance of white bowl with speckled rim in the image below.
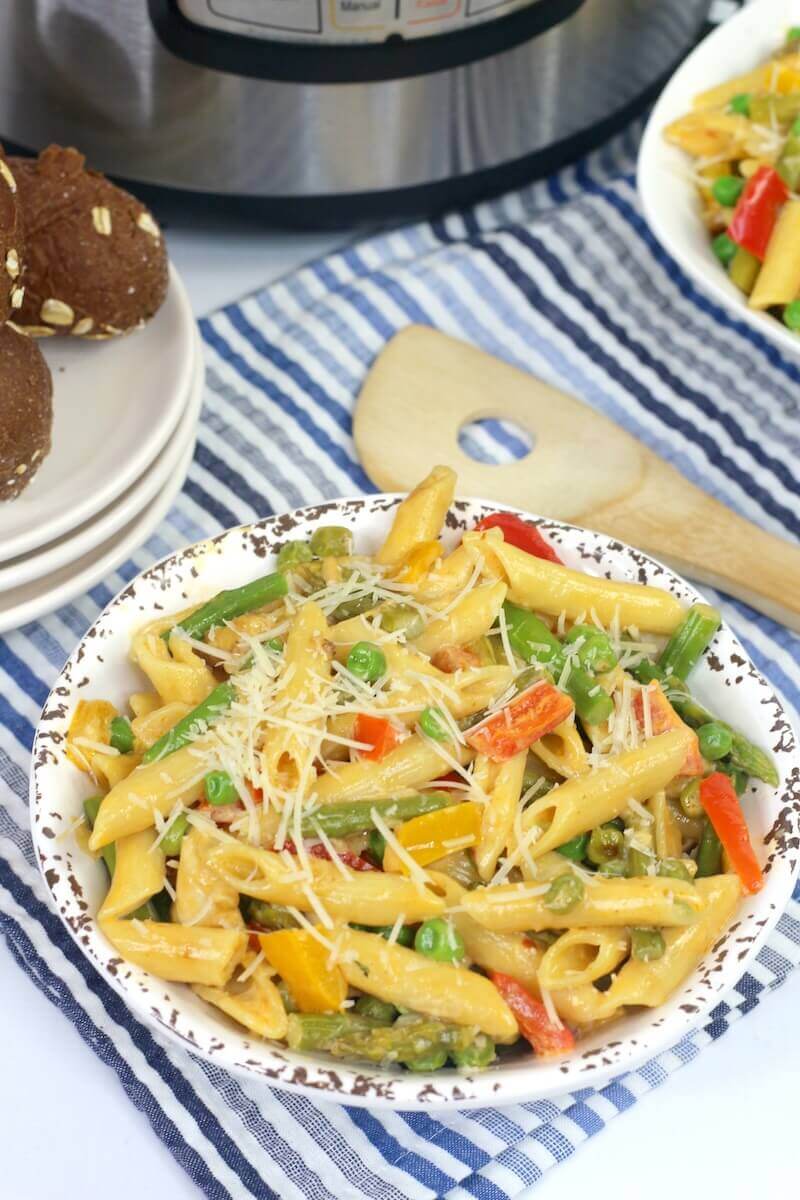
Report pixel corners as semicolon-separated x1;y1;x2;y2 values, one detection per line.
638;0;800;359
30;497;800;1110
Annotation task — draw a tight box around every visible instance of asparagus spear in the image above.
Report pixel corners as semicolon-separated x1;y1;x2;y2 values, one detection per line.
658;604;721;680
142;682;235;763
286;1012;490;1068
301;791;451;839
163;570;288;642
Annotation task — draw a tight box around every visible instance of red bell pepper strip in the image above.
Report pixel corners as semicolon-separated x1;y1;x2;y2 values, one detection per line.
490;972;575;1057
633;681;704;777
699;772;763;894
466;681;574;762
354;713;401;761
474;512;563;564
728;166;789;261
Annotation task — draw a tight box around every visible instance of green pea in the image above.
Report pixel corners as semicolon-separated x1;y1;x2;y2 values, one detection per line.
309;526;353;558
587;824;624;866
626;846;653;878
346;641;387;683
414;918;466;963
109;716;135;755
544;872;584;913
354;996;397;1024
367;829;386;865
679;778;704;820
787;25;800;43
406;1047;449;1072
630;927;665;962
564;625;618;674
712;233;738;267
204;769;239;806
160;812;189;858
658;857;693;882
729;93;751;116
277;540;313;568
597;857;627;877
784;299;800;331
792;115;800;136
556;833;589;862
698;721;733;761
419;706;450;741
379;604;424;639
451;1034;496;1070
711;175;744;207
265;637;283;653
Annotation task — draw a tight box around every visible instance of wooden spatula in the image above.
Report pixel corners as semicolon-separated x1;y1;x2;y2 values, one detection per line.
354;325;800;632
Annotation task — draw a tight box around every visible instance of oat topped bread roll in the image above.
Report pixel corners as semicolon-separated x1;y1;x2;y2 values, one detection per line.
0;322;53;500
10;144;168;339
0;144;25;325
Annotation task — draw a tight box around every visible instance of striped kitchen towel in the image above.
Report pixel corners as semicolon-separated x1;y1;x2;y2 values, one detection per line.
2;118;799;1200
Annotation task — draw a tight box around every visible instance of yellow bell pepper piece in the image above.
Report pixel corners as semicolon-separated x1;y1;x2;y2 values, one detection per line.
394;540;444;584
258;929;347;1013
66;699;118;773
383;801;483;873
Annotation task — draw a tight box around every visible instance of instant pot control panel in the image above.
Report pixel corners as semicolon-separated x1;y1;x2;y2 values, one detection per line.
177;0;532;42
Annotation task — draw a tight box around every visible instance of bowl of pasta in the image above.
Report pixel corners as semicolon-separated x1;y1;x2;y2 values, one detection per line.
638;0;800;357
31;466;800;1108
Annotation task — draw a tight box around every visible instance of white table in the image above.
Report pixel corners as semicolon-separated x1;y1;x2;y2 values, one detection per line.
4;206;798;1200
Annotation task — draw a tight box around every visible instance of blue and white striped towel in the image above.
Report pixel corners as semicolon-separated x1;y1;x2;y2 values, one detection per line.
2;119;800;1200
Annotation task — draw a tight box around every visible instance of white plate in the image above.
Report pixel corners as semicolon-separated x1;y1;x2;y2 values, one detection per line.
0;262;196;562
30;497;800;1110
0;437;194;634
0;331;204;592
638;0;800;359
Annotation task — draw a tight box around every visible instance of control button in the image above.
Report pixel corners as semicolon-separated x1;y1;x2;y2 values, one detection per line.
179;0;324;36
402;0;462;26
331;0;394;30
466;0;516;15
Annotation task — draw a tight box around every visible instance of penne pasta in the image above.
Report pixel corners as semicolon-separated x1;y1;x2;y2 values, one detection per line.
474;751;526;881
89;743;208;851
519;729;692;859
484;540;685;634
335;928;519;1042
100;918;246;987
376;465;456;566
412;580;508;657
194;955;288;1039
313;735;473;804
462;875;704;933
98;829;165;921
537;928;630;991
750;200;800;309
173;828;243;929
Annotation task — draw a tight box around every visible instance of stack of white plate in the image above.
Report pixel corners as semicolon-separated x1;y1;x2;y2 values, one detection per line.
0;265;202;633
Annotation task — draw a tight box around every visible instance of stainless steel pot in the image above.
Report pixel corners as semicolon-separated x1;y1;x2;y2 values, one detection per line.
0;0;709;220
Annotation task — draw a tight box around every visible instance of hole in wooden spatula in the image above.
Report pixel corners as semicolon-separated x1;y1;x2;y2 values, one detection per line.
458;417;534;465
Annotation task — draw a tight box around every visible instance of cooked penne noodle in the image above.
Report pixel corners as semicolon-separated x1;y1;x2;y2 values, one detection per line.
412;580;507;657
529;719;589;779
98;829;165;921
194;956;288;1039
210;837;446;924
750;200;800;309
475;751;526;881
100;918;247;987
89;744;208;851
376;465;456;566
484;540;685;633
462;876;704;932
313;735;472;803
173;828;243;929
537;928;631;991
336;928;519;1042
519;730;692;859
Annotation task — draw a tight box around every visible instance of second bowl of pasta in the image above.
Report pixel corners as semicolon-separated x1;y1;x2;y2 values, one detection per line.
31;467;800;1108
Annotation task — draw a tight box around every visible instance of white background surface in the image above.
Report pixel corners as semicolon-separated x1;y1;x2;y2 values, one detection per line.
2;205;798;1199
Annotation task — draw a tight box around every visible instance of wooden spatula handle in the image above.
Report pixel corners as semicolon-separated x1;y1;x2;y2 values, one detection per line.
354;326;800;631
589;456;800;630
